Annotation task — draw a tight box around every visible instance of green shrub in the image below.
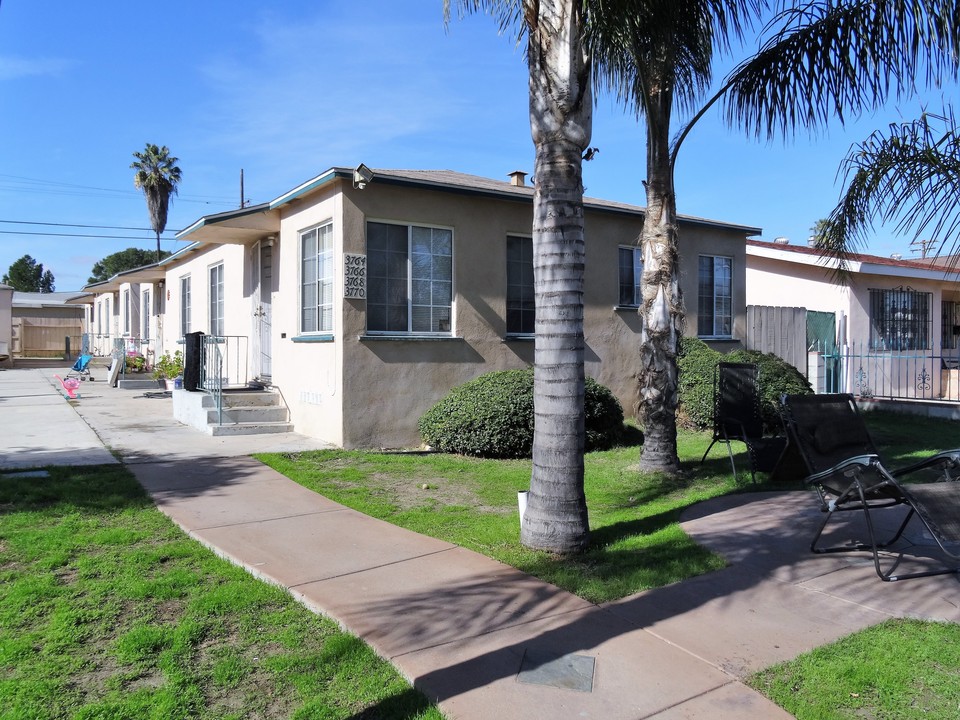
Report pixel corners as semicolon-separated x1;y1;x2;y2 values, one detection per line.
677;337;722;429
676;338;813;432
418;368;624;458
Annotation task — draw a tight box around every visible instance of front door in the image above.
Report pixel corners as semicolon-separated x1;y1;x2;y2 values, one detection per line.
254;241;273;382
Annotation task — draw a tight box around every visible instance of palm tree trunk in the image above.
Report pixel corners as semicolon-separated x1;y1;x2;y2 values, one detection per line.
520;0;592;554
637;97;682;475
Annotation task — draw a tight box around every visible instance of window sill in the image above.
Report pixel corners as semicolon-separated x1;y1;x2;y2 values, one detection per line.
699;335;736;341
615;305;640;312
291;334;335;343
503;334;534;342
359;334;463;342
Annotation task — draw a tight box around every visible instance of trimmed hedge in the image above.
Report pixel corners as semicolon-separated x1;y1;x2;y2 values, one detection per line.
677;337;812;431
418;368;624;458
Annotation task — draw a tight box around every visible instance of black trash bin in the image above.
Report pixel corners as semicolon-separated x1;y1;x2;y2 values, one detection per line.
183;331;205;391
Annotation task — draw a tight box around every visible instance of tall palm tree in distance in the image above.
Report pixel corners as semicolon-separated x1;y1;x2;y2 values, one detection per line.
131;143;182;264
450;0;593;553
590;0;960;475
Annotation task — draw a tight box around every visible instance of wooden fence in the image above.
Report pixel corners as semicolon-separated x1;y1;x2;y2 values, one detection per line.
744;305;807;374
12;318;83;358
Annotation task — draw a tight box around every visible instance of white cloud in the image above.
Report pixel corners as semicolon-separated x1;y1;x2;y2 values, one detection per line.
0;55;70;81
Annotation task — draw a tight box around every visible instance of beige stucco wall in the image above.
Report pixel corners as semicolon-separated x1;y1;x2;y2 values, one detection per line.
317;181;750;448
269;187;345;447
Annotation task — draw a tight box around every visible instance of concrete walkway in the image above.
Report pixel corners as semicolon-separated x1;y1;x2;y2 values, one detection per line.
2;365;959;719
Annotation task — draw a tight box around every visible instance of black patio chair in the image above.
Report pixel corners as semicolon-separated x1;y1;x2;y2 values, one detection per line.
700;362;787;484
780;393;960;581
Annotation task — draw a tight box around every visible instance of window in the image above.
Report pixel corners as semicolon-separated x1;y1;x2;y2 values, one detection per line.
506;235;534;335
619;246;643;307
180;276;191;337
300;222;334;333
367;221;452;334
943;301;960;351
97;302;102;334
209;263;224;336
142;289;150;341
698;255;732;337
870;288;931;351
122;289;131;335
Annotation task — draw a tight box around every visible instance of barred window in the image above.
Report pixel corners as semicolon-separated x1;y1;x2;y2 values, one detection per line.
869;288;931;351
619;246;642;307
698;255;732;337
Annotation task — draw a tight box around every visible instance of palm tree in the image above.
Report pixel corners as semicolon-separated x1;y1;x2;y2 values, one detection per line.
450;0;592;553
590;0;960;474
819;108;960;271
131;143;182;264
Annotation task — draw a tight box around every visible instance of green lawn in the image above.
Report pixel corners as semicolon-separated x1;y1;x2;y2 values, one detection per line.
0;465;443;720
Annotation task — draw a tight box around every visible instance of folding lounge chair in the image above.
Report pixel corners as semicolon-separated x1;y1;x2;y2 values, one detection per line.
700;362;787;484
780;393;960;581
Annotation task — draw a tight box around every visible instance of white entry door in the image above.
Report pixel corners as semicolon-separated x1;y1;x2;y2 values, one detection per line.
254;241;273;381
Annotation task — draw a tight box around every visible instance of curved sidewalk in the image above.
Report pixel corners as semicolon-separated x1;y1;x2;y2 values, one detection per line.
3;366;958;719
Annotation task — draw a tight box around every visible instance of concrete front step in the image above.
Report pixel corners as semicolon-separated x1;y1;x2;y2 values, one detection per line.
206;406;289;424
208;421;295;436
174;388;293;436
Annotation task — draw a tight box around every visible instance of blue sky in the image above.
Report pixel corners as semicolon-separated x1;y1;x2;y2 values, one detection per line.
1;1;955;291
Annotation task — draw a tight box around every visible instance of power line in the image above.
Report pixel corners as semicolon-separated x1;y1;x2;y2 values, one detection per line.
0;230;189;241
0;173;237;206
0;219;175;233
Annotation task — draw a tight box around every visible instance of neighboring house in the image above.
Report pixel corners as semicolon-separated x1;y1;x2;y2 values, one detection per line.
142;166;756;448
84;264;165;362
10;291;88;359
0;284;12;366
746;238;960;401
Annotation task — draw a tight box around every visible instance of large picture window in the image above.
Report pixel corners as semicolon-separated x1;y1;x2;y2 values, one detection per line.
209;263;224;336
698;255;732;337
180;275;191;338
870;287;931;351
367;221;452;334
619;246;643;307
506;235;534;335
300;222;334;333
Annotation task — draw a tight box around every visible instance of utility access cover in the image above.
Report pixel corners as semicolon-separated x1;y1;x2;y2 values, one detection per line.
516;649;595;693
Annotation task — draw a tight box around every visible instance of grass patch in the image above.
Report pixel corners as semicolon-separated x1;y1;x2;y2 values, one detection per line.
0;465;443;720
749;618;960;719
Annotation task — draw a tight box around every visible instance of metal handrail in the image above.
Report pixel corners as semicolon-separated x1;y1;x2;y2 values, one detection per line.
197;335;249;425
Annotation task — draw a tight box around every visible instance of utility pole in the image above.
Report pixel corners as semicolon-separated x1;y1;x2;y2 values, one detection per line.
910;238;938;259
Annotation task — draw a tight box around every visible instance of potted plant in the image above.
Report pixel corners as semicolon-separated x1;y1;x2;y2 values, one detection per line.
125;352;146;373
153;350;184;390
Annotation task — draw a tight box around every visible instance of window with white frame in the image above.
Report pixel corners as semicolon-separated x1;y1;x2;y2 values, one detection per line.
697;255;732;337
870;287;931;351
506;235;534;335
180;275;191;338
619;246;643;307
123;289;131;335
97;302;102;334
142;289;150;341
300;222;334;333
367;221;452;334
209;263;224;336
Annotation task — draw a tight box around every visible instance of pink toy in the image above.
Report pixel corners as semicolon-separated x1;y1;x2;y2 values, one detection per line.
53;374;81;399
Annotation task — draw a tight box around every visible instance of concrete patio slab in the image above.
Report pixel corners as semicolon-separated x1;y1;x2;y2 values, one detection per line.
293;546;594;659
191;508;456;588
603;564;890;677
134;457;346;528
399;606;776;720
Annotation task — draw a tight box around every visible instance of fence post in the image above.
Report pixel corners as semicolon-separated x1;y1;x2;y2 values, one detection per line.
64;336;71;361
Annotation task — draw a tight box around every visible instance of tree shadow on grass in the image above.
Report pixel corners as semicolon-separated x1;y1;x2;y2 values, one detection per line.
0;464;151;513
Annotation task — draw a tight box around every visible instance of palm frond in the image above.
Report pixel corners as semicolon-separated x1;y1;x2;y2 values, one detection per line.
724;0;960;140
819;108;960;272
